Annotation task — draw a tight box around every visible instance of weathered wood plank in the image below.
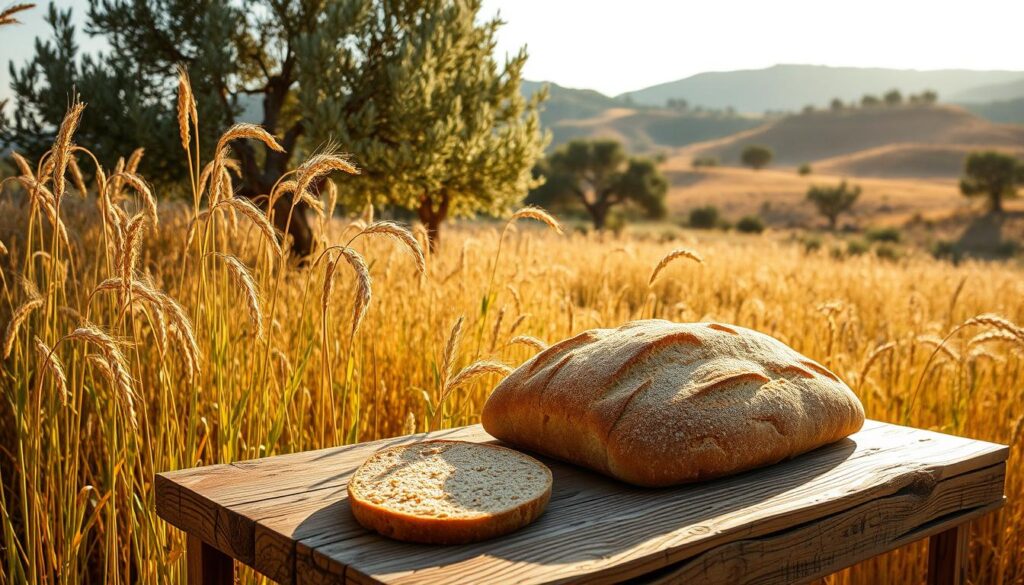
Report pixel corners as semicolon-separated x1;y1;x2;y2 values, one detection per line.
633;464;1005;585
152;420;1007;585
296;423;1005;585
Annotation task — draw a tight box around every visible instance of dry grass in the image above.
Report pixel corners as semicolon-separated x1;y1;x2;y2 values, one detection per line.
1;94;1023;585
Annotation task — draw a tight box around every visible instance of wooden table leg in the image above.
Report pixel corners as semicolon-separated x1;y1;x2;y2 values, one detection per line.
927;523;968;585
187;534;234;584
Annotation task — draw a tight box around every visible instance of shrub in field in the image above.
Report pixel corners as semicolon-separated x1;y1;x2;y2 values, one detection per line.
798;163;812;176
874;243;902;261
737;215;765;234
688;205;720;229
865;226;901;243
692;156;719;168
740;145;773;170
846;239;870;256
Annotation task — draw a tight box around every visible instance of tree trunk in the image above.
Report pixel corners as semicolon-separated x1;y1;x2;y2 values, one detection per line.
590;204;609;231
828;214;838;230
990;191;1004;214
417;191;450;253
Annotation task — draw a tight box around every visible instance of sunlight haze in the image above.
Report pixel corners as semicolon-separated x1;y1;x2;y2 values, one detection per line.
482;0;1024;95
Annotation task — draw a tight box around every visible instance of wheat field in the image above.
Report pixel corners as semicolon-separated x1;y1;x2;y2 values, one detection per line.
1;91;1023;585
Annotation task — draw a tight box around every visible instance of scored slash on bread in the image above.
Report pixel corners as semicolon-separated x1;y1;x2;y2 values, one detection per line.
348;440;552;544
482;319;865;487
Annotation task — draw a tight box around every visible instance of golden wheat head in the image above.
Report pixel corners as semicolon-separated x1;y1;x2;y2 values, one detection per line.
649;248;704;285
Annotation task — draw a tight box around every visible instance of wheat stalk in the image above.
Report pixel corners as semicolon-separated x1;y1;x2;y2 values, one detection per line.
507;206;563;234
649;248;704;285
358;221;426;275
432;360;512;431
858;341;896;385
215;123;284;156
510;335;548;352
0;3;35;26
51;100;85;202
213;253;264;338
968;330;1022;347
34;337;68;405
3;298;43;358
217;197;282;256
112;172;158;227
176;66;196;151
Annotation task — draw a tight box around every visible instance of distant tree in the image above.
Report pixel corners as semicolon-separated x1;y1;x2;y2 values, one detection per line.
692;156;719;169
798;163;812;176
688;205;720;229
802;105;815;115
737;215;765;233
830;98;845;112
620;93;635;106
740;145;773;170
959;151;1021;213
861;94;881;107
667;98;689;111
883;89;903;106
921;90;939;104
807;180;862;229
725;106;736;116
530;139;667;230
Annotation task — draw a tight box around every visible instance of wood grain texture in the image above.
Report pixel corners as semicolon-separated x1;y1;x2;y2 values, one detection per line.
928;523;969;585
153;420;1007;585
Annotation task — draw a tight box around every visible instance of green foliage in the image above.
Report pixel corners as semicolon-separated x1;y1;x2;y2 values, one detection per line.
800;234;823;253
830;98;845;112
692;156;719;168
529;139;666;230
959;151;1021;213
861;94;881;107
883;89;903;106
846;239;869;256
797;163;812;176
874;243;902;261
806;180;862;229
740;145;773;170
865;227;901;243
688;205;720;229
736;215;765;234
5;0;544;253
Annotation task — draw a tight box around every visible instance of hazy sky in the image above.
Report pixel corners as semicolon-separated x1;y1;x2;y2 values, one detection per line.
2;0;1023;102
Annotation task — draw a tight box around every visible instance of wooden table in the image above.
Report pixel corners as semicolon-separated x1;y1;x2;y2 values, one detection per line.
155;420;1007;585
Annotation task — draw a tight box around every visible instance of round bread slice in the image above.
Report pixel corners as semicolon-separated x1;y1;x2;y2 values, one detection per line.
348;440;552;544
482;319;865;487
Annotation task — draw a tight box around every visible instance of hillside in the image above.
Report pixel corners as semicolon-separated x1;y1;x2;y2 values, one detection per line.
813;143;1024;179
521;80;622;127
962;98;1024;124
687;104;1024;174
545;107;762;153
951;77;1024;102
622;65;1024;112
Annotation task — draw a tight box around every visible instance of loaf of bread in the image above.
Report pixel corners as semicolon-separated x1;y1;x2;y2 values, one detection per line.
348;440;552;544
481;319;864;487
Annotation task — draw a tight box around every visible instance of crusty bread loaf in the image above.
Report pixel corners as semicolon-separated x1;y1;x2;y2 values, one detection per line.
481;319;864;487
348;440;552;544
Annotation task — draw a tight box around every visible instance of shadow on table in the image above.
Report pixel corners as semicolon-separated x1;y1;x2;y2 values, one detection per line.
293;435;859;576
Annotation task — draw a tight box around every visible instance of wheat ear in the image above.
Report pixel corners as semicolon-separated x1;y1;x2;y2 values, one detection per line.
34;337;68;405
3;298;44;358
508;206;563;234
649;248;704;285
213;254;264;338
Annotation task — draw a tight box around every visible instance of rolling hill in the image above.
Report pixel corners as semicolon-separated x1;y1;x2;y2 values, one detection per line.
951;77;1024;102
686;104;1024;176
621;65;1024;112
544;107;762;153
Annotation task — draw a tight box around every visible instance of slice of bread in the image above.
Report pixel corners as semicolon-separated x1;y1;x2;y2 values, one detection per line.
348;440;552;544
482;319;865;487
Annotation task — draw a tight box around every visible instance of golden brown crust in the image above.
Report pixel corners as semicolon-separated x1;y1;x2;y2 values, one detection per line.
347;441;552;544
482;320;865;487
